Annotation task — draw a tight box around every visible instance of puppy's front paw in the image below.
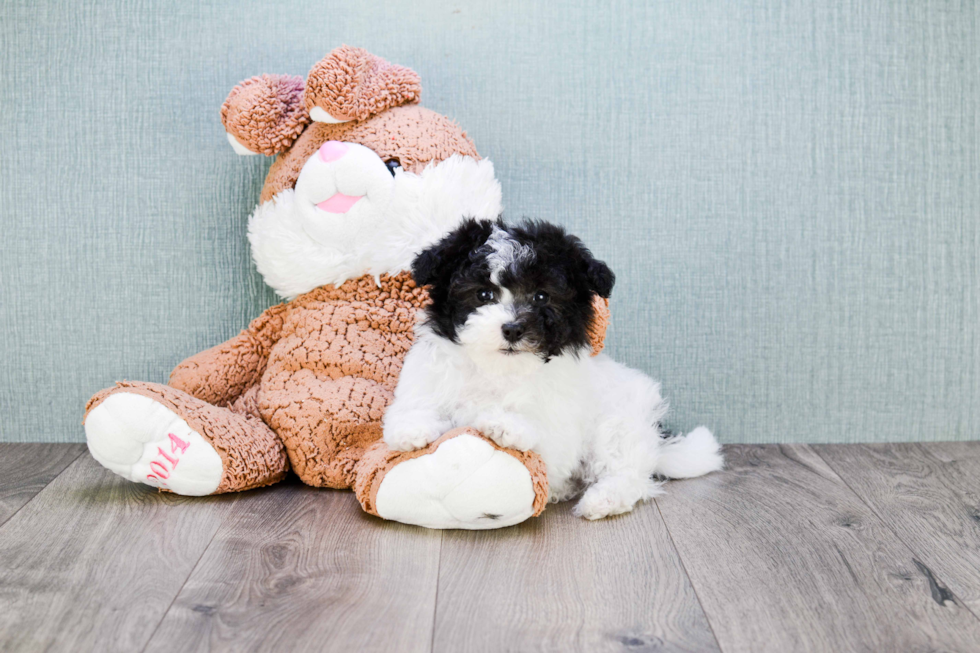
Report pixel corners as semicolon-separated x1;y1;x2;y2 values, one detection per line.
573;487;633;520
473;411;538;452
383;410;449;452
572;478;662;520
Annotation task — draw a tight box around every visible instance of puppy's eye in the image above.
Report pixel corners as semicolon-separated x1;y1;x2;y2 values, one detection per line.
384;159;401;176
477;289;496;303
532;291;550;306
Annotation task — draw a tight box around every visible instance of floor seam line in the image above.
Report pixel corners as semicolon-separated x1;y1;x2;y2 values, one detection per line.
811;444;980;626
654;497;727;653
429;531;443;653
0;446;87;532
139;494;239;653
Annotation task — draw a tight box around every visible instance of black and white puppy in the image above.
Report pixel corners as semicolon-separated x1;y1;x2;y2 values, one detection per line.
383;218;723;519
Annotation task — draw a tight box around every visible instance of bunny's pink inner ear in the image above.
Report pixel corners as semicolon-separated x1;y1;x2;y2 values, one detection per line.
304;45;422;124
221;74;309;156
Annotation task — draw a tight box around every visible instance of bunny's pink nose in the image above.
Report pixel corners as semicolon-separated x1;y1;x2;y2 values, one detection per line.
318;141;349;162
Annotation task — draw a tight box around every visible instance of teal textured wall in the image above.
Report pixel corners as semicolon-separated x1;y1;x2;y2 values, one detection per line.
1;0;977;443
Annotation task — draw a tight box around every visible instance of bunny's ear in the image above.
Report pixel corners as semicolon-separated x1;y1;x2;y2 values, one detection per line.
304;45;422;124
221;74;309;156
587;295;611;357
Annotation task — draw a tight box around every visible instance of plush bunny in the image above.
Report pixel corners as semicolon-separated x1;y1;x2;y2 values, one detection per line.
84;46;608;529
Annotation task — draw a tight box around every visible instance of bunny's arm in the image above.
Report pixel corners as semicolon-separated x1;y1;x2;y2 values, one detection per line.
168;302;289;407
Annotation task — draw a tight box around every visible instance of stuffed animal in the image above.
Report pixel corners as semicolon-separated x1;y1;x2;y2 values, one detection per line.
83;46;609;529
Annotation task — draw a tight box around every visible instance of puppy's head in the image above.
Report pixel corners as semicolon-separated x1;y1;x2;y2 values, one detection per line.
412;218;614;372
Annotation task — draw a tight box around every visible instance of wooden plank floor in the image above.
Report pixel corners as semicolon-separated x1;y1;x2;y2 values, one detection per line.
0;442;978;652
0;443;85;526
814;443;980;614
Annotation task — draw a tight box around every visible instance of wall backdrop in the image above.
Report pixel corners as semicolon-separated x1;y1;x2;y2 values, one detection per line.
2;0;977;443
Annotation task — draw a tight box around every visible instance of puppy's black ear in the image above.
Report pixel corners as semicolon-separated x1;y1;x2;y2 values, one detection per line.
587;258;615;298
411;246;445;288
412;218;495;288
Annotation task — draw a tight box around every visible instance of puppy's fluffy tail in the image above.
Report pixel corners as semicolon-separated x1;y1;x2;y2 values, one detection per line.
655;426;724;479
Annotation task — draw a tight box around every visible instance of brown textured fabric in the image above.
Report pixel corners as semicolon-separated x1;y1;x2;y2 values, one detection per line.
255;271;429;489
84;381;289;493
353;428;549;518
304;45;422;122
229;383;264;421
588;295;611;356
169;302;288;407
260;106;479;203
221;74;309;156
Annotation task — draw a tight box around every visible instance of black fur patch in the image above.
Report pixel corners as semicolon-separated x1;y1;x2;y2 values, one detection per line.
411;218;615;361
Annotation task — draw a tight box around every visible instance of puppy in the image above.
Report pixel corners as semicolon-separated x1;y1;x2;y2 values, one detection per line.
383;218;723;520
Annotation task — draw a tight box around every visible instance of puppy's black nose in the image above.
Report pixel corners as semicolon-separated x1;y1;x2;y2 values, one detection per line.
501;322;525;343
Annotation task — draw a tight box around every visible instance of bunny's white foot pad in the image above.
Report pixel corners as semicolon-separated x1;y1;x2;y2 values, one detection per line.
84;392;223;496
374;433;538;530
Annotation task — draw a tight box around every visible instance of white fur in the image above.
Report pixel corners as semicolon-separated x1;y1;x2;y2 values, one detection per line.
486;224;534;284
655;426;724;479
384;320;724;521
248;150;503;299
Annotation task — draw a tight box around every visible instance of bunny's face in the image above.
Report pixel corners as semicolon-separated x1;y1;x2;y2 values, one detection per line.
224;48;502;299
246;106;501;300
292;140;395;247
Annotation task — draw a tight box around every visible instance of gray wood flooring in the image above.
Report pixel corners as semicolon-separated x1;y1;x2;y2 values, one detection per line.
0;442;978;652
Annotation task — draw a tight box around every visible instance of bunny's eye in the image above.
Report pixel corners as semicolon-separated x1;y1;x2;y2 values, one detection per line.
384;159;401;176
